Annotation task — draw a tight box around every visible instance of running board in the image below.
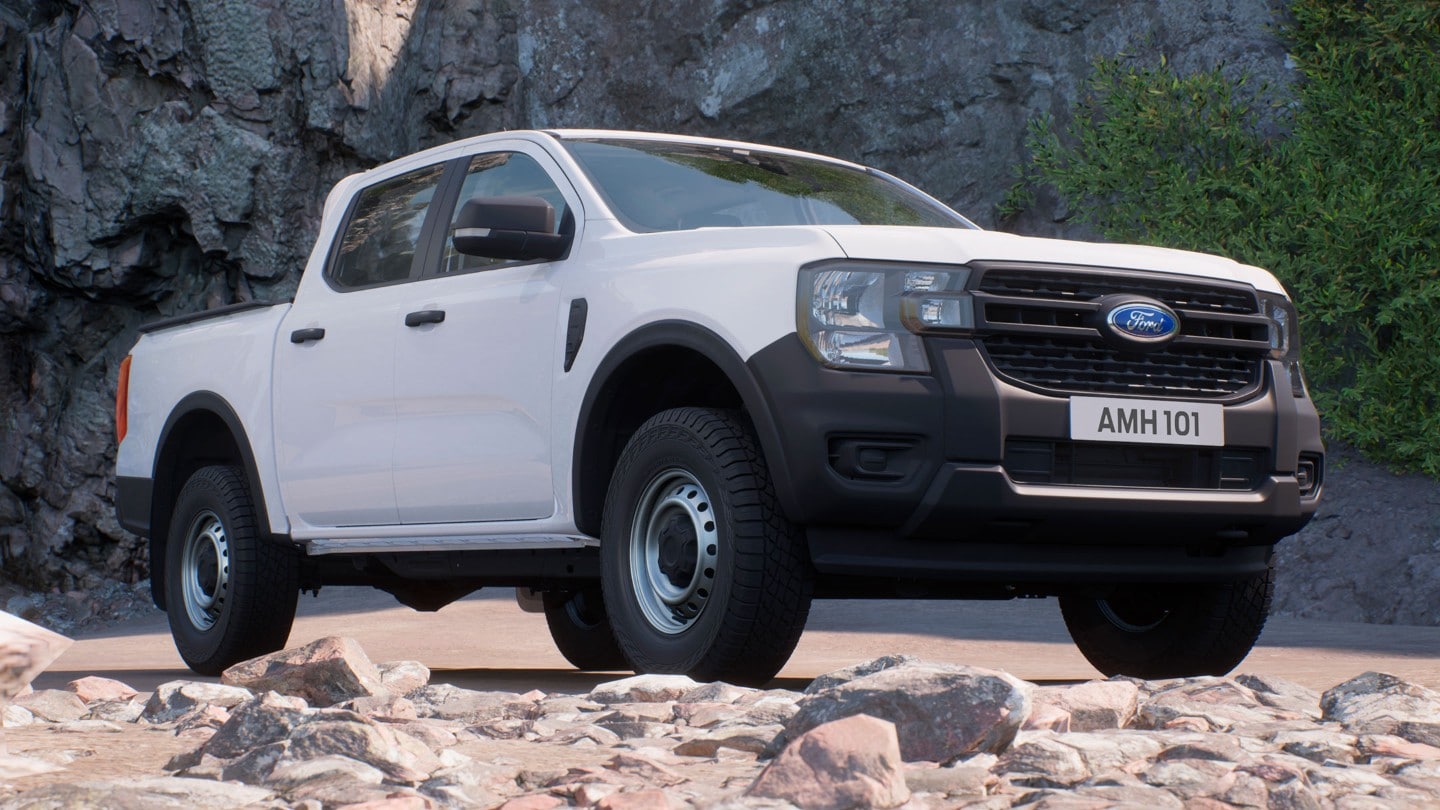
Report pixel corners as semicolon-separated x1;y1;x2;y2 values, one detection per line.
303;534;597;556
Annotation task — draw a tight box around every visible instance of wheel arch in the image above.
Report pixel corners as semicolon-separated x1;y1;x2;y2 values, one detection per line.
572;321;796;537
149;391;274;609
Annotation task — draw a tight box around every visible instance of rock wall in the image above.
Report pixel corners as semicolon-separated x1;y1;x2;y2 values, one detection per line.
0;1;1326;598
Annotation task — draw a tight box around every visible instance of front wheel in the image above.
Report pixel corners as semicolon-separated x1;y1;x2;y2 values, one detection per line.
1059;563;1275;679
601;407;814;686
165;465;299;675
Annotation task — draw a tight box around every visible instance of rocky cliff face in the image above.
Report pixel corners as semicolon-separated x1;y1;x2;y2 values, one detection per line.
0;2;1310;593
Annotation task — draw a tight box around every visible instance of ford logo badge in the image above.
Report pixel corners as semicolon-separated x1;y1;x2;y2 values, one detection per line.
1105;301;1179;344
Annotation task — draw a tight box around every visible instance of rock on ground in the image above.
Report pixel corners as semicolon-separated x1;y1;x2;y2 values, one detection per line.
2;643;1437;807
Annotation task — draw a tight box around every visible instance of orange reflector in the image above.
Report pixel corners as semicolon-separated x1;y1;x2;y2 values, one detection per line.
116;355;131;444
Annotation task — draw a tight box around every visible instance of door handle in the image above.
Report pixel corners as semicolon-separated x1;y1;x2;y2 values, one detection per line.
405;309;446;327
290;327;326;344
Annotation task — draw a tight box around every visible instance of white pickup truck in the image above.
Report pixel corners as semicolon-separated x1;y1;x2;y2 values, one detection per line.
114;130;1323;684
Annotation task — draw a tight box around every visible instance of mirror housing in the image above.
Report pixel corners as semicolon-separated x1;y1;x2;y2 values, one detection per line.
452;195;570;261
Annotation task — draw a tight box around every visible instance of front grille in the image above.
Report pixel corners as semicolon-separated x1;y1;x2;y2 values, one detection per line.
984;335;1259;397
1005;439;1267;490
979;268;1257;314
972;264;1267;398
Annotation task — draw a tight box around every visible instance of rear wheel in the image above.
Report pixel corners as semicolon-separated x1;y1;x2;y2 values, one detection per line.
543;589;627;671
1059;563;1274;679
601;407;813;686
165;465;298;675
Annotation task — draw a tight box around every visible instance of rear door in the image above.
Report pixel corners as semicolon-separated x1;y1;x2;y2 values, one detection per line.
273;161;452;528
390;142;581;524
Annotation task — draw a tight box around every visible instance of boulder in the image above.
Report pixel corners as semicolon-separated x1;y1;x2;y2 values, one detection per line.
589;675;701;705
1032;680;1140;731
200;691;314;759
222;636;387;708
377;660;431;697
748;714;910;809
66;675;139;703
776;658;1031;762
0;611;73;701
1321;672;1440;745
143;681;255;723
282;719;443;784
13;688;87;722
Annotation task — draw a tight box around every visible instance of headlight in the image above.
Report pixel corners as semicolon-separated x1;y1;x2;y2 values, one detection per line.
1259;291;1306;397
798;262;973;373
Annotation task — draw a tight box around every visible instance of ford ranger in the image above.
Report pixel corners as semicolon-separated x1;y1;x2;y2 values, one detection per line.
114;130;1323;684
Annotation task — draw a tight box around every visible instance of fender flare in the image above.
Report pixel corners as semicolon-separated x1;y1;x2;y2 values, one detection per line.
571;321;796;536
149;391;274;608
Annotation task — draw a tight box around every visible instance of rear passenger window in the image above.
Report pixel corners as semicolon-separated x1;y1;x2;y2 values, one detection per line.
330;163;447;289
442;152;569;274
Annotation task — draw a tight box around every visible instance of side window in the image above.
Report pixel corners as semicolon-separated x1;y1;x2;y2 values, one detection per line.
443;152;570;274
330;163;447;289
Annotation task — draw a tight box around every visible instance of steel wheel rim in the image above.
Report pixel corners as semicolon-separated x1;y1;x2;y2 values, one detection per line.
628;468;719;635
181;510;231;631
1098;595;1170;633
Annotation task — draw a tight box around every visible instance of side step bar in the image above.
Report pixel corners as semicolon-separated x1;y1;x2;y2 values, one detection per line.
303;534;597;556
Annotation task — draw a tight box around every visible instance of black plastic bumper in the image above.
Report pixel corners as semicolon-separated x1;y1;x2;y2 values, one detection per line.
746;334;1323;585
115;475;153;538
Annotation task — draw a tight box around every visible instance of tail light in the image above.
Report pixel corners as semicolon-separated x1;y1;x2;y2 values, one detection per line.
116;355;131;444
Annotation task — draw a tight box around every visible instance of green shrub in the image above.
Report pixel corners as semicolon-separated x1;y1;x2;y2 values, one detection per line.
1007;0;1440;474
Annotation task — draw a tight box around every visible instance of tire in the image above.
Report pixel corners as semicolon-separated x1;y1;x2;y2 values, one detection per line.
165;465;299;675
601;407;813;686
1059;563;1275;679
543;589;628;671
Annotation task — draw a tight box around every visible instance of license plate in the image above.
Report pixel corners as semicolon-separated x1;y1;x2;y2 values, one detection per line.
1070;396;1224;447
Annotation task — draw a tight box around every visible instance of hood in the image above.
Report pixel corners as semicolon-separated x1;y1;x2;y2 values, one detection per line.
820;226;1287;296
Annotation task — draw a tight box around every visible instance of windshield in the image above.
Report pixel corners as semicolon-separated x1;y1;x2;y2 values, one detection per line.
561;138;972;233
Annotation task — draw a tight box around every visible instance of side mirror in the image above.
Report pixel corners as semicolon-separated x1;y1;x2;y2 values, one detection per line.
452;195;570;261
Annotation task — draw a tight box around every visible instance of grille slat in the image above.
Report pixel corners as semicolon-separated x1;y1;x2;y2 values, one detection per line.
979;269;1257;314
974;267;1264;398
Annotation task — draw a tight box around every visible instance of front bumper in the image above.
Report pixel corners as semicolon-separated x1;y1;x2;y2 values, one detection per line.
746;334;1323;582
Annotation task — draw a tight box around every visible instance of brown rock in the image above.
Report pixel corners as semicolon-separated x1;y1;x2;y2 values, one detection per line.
143;681;256;723
1023;702;1072;733
1032;680;1140;731
284;719;443;784
748;714;910;809
1322;672;1440;746
500;795;566;810
13;688;87;722
0;612;73;701
605;752;687;787
222;636;387;708
997;733;1090;787
589;674;700;705
202;691;313;759
595;789;671;810
777;658;1031;762
66;675;139;703
1359;734;1440;762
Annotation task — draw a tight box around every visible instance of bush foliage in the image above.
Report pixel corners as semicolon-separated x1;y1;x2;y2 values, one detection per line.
1007;1;1440;473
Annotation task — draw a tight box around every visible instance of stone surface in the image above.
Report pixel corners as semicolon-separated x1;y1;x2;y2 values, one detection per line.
4;643;1440;806
222;635;387;708
748;714;910;809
